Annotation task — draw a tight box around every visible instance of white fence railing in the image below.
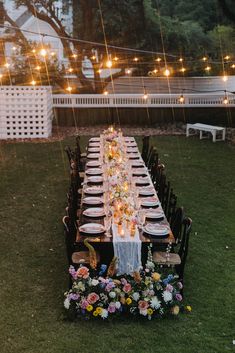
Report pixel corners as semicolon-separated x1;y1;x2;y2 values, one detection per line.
52;93;235;108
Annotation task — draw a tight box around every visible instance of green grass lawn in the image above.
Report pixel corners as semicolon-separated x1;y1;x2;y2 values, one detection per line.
0;135;234;353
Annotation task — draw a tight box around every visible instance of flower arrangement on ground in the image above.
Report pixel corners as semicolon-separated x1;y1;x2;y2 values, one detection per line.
64;251;184;320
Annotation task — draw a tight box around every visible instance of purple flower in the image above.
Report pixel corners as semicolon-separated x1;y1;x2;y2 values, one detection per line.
166;284;173;292
105;282;115;292
108;302;116;313
177;282;183;289
81;299;89;309
120;278;127;285
69;266;77;279
68;293;79;301
175;293;183;302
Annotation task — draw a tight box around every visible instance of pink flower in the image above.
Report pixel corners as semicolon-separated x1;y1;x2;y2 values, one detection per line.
87;292;99;304
108;302;116;313
138;300;149;315
176;293;183;302
123;283;132;293
76;266;89;279
138;300;149;311
81;299;89;309
166;284;173;292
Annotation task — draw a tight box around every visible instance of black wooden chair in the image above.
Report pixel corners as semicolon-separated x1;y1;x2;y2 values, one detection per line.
166;189;177;224
64;146;74;164
75;136;86;171
147;147;158;170
153;217;192;287
141;136;150;164
171;207;185;245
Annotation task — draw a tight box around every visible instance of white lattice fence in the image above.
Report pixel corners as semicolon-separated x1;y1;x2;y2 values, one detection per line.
0;86;53;139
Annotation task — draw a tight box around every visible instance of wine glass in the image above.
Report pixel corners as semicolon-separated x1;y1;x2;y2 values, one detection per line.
104;217;112;237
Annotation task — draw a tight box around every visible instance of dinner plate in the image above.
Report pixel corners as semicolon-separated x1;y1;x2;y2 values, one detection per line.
131;161;145;168
87;176;103;184
125;137;135;142
84;187;104;195
89;143;100;148
89;137;100;142
138;188;155;196
83;207;105;218
87;153;100;159
129;154;140;160
133;169;148;177
143;223;169;237
86;160;101;168
127;150;139;154
85;168;103;176
79;223;105;234
83;197;103;205
135;177;151;186
145;209;164;220
87;147;100;153
141;197;160;207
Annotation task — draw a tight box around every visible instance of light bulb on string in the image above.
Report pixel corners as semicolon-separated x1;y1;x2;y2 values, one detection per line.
231;64;235;69
72;53;78;58
156;57;161;62
4;63;10;68
97;69;102;74
164;68;170;77
50;52;56;57
103;90;109;95
106;60;112;68
32;49;36;54
179;57;183;62
126;69;131;74
12;46;17;51
205;66;211;72
133;57;139;62
222;75;228;82
66;86;73;93
40;48;47;57
153;69;158;74
114;57;118;61
180;67;186;73
68;68;73;73
224;55;230;61
202;56;207;62
30;80;36;86
223;91;229;105
91;55;96;60
0;74;3;79
35;65;41;71
179;93;185;103
143;86;148;100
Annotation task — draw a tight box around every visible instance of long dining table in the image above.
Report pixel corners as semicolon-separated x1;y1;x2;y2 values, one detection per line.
76;129;175;273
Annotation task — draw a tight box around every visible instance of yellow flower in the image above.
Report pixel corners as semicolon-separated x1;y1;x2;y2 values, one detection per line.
96;307;102;315
86;305;93;312
126;298;132;305
147;308;153;315
152;272;161;281
186;305;192;312
93;311;98;317
172;305;180;315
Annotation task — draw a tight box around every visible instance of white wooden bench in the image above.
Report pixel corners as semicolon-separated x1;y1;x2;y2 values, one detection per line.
186;123;226;142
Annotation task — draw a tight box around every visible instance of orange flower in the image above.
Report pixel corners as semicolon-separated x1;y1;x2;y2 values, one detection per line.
76;266;89;279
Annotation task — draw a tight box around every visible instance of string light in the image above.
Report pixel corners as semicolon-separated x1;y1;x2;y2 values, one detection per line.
32;49;36;54
153;69;158;74
97;69;102;74
179;58;183;62
4;63;10;68
0;74;3;79
179;94;185;103
143;93;148;100
91;55;96;60
35;65;41;71
30;80;36;85
106;60;112;68
103;90;109;95
40;48;47;57
66;86;73;93
205;66;211;72
12;46;17;51
133;57;139;62
114;57;118;61
68;68;73;73
202;56;207;62
224;55;230;61
222;75;228;82
223;91;228;105
50;52;56;56
156;57;161;62
231;64;235;69
180;67;186;73
126;69;131;74
164;68;170;77
72;53;78;58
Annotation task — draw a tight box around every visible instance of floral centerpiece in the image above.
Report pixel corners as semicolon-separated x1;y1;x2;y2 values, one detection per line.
64;250;185;320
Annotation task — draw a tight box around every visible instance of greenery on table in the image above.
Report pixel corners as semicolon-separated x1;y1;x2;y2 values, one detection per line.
0;135;234;353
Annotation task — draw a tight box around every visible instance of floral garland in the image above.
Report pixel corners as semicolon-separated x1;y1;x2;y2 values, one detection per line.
64;254;190;320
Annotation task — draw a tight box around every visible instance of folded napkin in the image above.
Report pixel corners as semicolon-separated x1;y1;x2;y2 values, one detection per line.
112;223;142;275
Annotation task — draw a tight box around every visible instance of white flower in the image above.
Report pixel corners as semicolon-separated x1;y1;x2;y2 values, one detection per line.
77;282;85;292
146;261;155;270
139;309;148;316
109;291;116;299
162;290;173;302
132;292;140;301
100;308;108;319
150;296;161;309
64;298;70;309
115;301;121;309
91;279;99;286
